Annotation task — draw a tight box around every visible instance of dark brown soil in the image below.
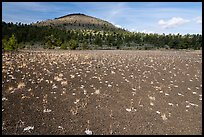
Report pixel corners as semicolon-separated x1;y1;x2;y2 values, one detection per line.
2;50;202;135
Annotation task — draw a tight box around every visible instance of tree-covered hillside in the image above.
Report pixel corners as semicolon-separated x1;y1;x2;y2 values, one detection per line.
2;21;202;50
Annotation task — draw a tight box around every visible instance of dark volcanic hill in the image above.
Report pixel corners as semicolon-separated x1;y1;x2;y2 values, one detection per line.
34;13;125;32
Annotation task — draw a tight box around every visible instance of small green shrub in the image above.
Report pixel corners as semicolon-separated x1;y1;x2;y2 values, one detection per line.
2;34;18;51
68;39;78;50
60;43;68;50
44;34;62;49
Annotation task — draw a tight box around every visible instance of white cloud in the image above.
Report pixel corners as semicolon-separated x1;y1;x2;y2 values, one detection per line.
111;21;123;28
130;28;135;32
195;16;202;24
141;29;154;34
129;29;154;34
158;17;190;29
115;24;122;28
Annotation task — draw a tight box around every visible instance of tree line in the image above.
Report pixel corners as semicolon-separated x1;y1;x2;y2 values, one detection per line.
2;21;202;51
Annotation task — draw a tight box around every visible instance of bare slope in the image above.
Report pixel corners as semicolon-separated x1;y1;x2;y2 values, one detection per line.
34;13;121;31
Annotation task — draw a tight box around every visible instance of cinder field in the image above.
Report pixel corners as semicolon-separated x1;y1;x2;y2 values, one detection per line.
2;50;202;135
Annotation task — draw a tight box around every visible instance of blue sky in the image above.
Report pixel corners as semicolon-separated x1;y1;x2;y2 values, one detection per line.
2;2;202;35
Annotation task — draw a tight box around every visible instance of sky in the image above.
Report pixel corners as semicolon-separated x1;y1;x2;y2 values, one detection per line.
2;2;202;35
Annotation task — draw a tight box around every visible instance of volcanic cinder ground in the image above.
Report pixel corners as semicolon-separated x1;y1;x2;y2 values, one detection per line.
2;50;202;135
